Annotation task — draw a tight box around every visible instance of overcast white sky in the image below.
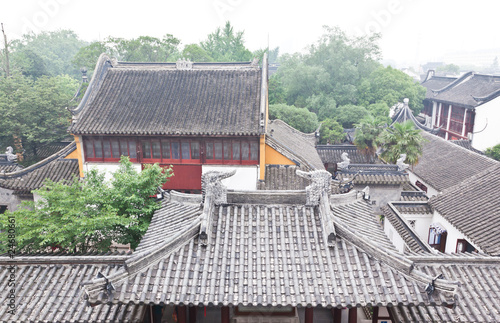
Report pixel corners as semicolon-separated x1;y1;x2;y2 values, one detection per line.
2;0;500;67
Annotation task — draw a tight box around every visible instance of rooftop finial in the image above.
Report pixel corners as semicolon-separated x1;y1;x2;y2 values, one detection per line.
296;170;332;206
176;58;193;70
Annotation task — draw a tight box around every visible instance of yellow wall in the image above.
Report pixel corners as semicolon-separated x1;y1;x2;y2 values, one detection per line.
64;149;79;160
259;135;266;180
265;145;295;166
73;135;85;178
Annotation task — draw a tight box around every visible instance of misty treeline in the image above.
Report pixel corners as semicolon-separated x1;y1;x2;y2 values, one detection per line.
0;22;426;161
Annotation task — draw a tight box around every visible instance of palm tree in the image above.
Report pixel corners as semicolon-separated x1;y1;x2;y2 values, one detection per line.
380;120;426;166
354;116;385;155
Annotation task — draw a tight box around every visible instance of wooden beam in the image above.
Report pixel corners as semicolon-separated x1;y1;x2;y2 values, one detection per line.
332;308;342;322
349;307;357;323
221;306;230;323
177;305;187;323
372;306;379;323
189;306;197;323
305;307;314;323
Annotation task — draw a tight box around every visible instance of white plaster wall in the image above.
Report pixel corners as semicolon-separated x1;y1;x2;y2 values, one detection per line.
384;218;406;253
0;187;23;212
401;214;433;244
407;171;439;196
202;165;259;190
431;210;483;254
471;97;500;151
83;162;142;181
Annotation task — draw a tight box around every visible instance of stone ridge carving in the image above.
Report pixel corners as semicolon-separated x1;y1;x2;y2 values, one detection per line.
176;58;193;70
397;154;409;171
338;152;350;169
201;170;236;205
5;146;17;162
296;170;332;206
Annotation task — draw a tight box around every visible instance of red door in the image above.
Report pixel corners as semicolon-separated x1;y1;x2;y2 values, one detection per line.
161;164;202;191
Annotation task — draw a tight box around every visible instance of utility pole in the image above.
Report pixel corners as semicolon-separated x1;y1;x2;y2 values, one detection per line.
1;23;10;77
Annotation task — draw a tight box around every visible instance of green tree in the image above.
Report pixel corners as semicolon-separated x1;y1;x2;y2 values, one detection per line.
0;157;170;253
201;21;253;62
379;121;426;166
485;143;500;161
335;104;370;128
320;118;345;144
358;66;426;114
0;72;78;160
108;35;180;62
268;74;286;104
366;102;391;124
10;30;87;79
277;26;381;107
269;103;319;133
354;116;385;154
72;40;111;75
181;44;213;62
305;93;336;117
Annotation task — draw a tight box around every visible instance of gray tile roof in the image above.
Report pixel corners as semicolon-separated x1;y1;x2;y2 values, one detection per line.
421;76;457;99
401;191;429;201
85;190;457;309
316;145;378;164
266;119;324;170
257;165;309;190
338;164;409;185
382;202;435;254
411;132;498;192
70;55;263;136
0;253;145;322
0;143;79;192
392;256;500;322
425;73;500;108
429;163;500;256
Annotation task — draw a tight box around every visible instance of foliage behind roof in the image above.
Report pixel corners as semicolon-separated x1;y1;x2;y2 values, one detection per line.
70;54;264;136
411;131;498;192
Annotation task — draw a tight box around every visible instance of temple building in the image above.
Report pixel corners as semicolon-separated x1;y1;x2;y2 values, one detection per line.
68;54;323;193
421;70;500;151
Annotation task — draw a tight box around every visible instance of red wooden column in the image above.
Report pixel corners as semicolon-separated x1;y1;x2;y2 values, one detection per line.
349;307;357;323
372;306;379;323
332;308;342;322
189;306;197;323
305;307;314;323
178;305;187;323
221;306;230;323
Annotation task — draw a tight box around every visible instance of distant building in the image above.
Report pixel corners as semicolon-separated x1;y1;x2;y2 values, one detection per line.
421;71;500;150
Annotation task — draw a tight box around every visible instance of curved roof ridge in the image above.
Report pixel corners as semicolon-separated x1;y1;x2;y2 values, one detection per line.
431;71;474;95
68;53;114;116
472;87;500;103
0;142;76;179
270;119;317;141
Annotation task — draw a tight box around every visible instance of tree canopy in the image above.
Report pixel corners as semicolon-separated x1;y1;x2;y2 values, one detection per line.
485;143;500;161
0;157;171;253
0;72;78;161
200;21;253;62
269;103;319;133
